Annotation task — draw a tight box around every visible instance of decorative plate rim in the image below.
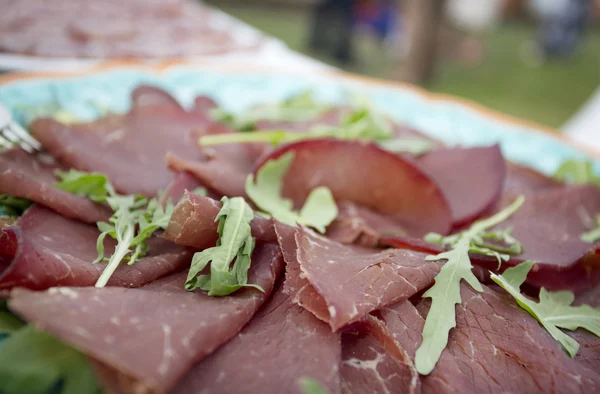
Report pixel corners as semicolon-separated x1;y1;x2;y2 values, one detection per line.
1;61;598;160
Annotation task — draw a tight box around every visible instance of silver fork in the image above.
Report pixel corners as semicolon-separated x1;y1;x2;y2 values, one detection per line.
0;103;42;153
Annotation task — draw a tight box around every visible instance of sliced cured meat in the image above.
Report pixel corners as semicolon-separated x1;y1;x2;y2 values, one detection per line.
130;85;184;110
0;148;110;224
384;185;600;291
360;285;600;393
416;145;506;227
417;284;600;393
571;287;600;371
160;170;220;206
192;96;218;113
29;89;214;196
163;192;276;249
256;139;452;236
9;243;284;394
160;171;204;206
0;205;192;290
341;314;419;394
326;201;407;248
496;185;600;291
168;123;267;198
173;286;341;394
277;224;441;330
501;161;562;203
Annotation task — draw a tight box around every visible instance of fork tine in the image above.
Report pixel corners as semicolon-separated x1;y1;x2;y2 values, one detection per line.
0;132;15;150
9;122;42;150
0;128;34;153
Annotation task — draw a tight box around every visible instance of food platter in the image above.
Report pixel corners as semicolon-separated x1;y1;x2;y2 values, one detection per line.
1;64;600;394
0;1;314;73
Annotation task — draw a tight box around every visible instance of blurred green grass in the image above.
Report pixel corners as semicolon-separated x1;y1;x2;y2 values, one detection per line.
215;4;600;129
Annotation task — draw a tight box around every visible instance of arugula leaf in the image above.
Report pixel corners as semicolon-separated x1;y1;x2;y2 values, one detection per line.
0;326;101;394
15;102;80;126
201;106;433;156
55;170;173;288
185;196;263;296
554;159;600;187
55;169;111;203
581;215;600;243
213;91;329;131
415;196;525;375
378;138;434;156
191;186;208;197
245;152;338;233
0;194;32;217
0;311;24;335
298;377;330;394
491;260;600;357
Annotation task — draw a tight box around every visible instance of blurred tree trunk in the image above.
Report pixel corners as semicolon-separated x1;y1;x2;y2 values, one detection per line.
402;0;446;85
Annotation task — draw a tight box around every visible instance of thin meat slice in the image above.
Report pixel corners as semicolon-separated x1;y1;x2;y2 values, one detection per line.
501;161;562;205
173;286;341;394
0;205;192;290
163;192;276;250
496;185;600;291
29;88;214;196
168;123;267;198
9;243;284;394
160;171;204;206
257;140;452;236
130;85;185;110
571;287;600;371
0;148;110;224
341;314;419;394
326;201;407;248
384;185;600;292
277;224;441;331
416;145;506;227
363;285;600;394
417;284;600;393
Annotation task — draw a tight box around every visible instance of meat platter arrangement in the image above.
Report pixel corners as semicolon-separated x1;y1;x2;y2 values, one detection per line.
0;80;600;394
0;0;264;61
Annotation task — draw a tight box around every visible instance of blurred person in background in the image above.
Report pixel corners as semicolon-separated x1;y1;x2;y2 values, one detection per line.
525;0;591;64
309;0;358;63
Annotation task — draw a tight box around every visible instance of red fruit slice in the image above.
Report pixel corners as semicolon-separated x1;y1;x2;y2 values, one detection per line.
254;139;452;236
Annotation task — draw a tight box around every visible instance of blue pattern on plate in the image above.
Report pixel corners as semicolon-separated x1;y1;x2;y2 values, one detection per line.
0;66;598;175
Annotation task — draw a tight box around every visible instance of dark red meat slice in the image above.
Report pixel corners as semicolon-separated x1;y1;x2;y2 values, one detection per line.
360;284;600;393
341;314;419;394
384;185;600;292
192;96;218;113
276;224;441;330
496;185;600;291
418;284;600;393
173;286;341;394
0;148;110;224
167;123;267;198
160;171;204;206
326;201;407;248
29;88;213;196
9;243;283;394
501;161;563;205
571;287;600;371
163;192;276;249
256;139;452;236
130;85;184;110
0;205;192;290
416;145;506;227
